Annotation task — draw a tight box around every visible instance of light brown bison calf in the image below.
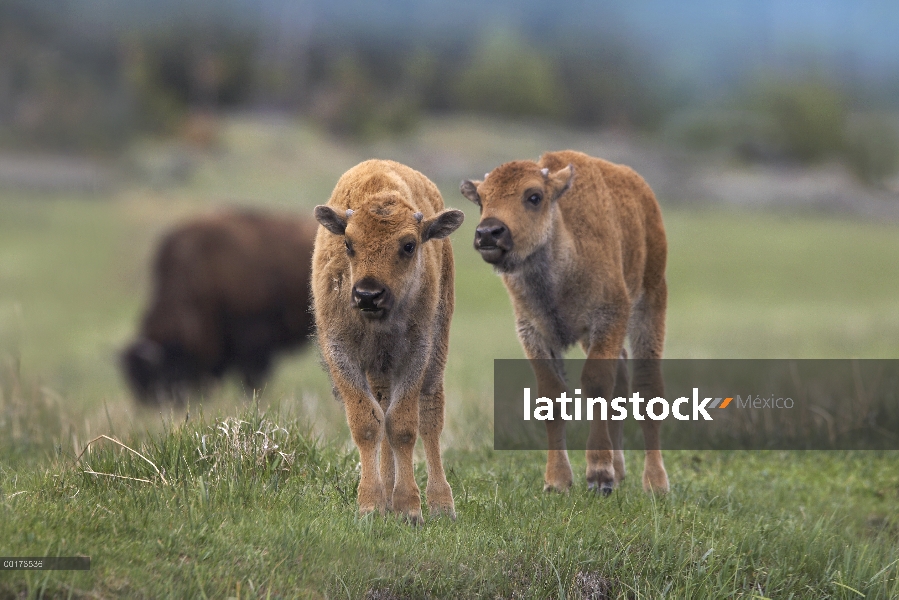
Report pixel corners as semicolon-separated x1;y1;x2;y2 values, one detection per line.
122;210;316;403
312;159;465;522
461;150;669;495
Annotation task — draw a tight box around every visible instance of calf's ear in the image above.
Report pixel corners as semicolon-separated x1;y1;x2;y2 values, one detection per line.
314;205;348;235
460;180;482;206
422;209;465;242
548;164;575;201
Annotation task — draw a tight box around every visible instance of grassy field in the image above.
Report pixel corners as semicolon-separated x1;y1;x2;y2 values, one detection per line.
2;116;899;597
2;407;899;598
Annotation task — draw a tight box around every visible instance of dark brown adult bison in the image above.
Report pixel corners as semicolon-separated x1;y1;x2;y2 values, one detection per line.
122;210;316;404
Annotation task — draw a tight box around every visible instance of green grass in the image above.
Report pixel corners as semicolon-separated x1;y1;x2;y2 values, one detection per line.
2;405;898;598
2;116;899;597
664;210;899;358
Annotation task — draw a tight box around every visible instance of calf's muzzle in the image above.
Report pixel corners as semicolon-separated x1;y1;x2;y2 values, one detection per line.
474;217;513;264
352;277;393;318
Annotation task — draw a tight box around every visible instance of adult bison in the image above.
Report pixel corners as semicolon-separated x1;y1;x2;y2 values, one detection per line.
312;159;464;523
122;210;316;403
461;150;670;495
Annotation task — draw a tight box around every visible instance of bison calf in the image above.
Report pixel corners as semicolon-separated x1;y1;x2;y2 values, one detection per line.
312;159;464;523
462;150;670;495
122;210;316;403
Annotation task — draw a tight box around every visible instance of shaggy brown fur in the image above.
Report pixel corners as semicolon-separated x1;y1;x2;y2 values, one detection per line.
461;150;669;495
312;159;465;523
122;210;316;403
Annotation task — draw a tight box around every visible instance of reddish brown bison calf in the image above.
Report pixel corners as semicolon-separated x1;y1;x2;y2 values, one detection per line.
462;150;670;495
312;159;465;523
122;210;316;403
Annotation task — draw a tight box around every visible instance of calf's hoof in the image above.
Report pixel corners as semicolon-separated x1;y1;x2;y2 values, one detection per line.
587;481;614;497
398;508;424;526
543;477;573;493
357;503;385;518
543;472;573;493
357;481;387;516
426;484;456;520
429;506;457;521
544;455;574;492
586;465;617;497
613;451;626;482
391;488;423;525
642;467;670;494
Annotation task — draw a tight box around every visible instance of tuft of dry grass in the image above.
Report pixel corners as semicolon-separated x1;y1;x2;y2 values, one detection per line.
75;434;169;485
194;416;296;480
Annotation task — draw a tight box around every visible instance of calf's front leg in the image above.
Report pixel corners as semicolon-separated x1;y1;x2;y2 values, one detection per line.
518;320;573;492
528;358;574;492
331;368;387;516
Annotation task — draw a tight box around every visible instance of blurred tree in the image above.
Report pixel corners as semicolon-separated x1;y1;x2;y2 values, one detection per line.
750;78;848;163
129;28;258;112
120;39;184;137
845;114;899;187
306;45;424;139
0;0;263;153
454;32;564;120
554;41;669;130
0;0;134;152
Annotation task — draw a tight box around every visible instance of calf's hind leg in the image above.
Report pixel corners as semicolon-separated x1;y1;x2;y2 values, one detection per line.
581;357;618;495
610;353;628;483
628;282;669;493
416;276;455;518
419;386;455;518
385;387;423;524
369;377;395;511
581;307;629;495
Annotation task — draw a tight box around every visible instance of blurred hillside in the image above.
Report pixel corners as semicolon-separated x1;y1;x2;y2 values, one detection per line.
1;0;898;189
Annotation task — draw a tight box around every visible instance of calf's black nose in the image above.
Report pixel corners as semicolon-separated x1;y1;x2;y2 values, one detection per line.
353;285;384;307
476;223;505;243
352;277;391;315
474;217;512;252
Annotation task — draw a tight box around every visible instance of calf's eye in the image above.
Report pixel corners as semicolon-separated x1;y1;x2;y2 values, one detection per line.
403;241;416;255
527;193;542;206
